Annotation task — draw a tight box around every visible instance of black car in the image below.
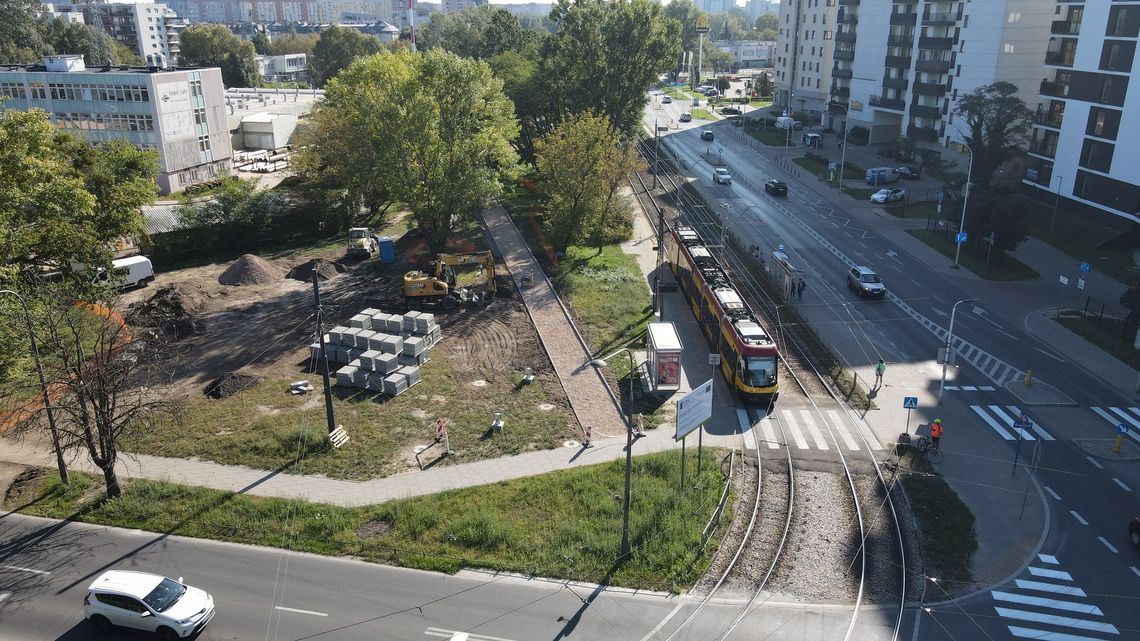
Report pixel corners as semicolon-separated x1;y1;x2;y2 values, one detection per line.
896;165;922;179
720;106;742;115
700;130;714;141
1130;515;1140;546
764;179;788;196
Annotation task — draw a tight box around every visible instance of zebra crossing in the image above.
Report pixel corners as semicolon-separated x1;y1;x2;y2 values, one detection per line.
942;385;997;392
758;408;882;452
990;553;1119;641
970;405;1057;442
1089;406;1140;443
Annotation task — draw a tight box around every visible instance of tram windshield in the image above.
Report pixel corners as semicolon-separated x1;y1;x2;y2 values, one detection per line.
744;356;777;387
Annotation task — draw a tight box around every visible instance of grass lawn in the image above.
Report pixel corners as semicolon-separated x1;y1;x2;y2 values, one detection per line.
691;108;715;121
907;229;1040;281
792;157;868;183
898;451;977;587
743;127;795;147
7;450;733;592
885;200;941;220
842;187;880;202
1054;311;1140;370
554;245;655;361
1017;194;1138;284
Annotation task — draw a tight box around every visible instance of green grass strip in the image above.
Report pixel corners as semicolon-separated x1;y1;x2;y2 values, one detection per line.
906;229;1040;281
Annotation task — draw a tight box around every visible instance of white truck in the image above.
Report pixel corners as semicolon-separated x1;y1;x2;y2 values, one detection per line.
347;227;378;259
89;256;154;289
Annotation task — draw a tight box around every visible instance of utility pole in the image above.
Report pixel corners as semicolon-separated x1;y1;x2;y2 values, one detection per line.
312;272;337;434
1049;175;1064;238
407;0;416;53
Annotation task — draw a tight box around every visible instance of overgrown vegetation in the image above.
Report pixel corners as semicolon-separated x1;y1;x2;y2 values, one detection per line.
1054;311;1140;370
7;449;732;592
907;229;1039;281
898;452;977;587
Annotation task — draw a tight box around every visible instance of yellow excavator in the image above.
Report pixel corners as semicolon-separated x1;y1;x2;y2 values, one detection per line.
403;251;497;309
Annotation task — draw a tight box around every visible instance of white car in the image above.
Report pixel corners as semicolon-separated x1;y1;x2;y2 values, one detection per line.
870;188;906;203
84;570;215;639
713;168;732;185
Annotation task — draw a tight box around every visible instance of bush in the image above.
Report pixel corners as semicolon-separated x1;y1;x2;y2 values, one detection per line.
877;147;895;158
848;126;870;145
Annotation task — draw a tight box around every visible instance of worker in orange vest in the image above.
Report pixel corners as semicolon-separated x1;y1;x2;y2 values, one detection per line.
930;419;944;449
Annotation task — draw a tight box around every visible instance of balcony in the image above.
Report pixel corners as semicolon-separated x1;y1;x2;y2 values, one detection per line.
871;95;907;111
838;0;860;5
885;55;912;68
1028;140;1057;158
1051;20;1081;35
887;35;914;47
837;12;857;24
891;12;918;26
831;85;851;98
836;31;857;43
911;104;942;119
916;59;951;73
1040;80;1069;98
832;68;853;79
883;76;909;90
919;36;956;50
923;12;957;26
913;82;947;97
1045;50;1075;67
907;125;939;142
835;49;856;61
1033;114;1064;129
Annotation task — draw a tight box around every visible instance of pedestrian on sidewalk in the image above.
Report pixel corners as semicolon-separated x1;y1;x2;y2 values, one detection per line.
797;279;806;300
874;358;886;387
583;425;593;448
930;419;944;449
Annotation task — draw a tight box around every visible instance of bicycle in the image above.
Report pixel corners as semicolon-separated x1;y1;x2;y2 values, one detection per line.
912;435;943;463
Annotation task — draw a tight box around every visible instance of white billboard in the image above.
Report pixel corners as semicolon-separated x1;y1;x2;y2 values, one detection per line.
156;81;194;140
675;379;713;440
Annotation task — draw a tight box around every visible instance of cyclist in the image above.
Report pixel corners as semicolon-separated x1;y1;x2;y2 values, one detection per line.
930;419;944;449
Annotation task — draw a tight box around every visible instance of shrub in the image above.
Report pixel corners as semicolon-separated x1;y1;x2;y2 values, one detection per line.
848;126;870;145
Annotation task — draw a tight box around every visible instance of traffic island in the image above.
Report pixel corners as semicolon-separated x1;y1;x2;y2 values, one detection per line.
1072;437;1140;462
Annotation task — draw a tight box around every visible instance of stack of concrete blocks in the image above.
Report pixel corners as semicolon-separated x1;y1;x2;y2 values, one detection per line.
316;305;442;396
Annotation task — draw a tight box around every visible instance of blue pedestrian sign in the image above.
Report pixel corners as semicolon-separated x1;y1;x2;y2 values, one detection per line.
937;191;944;203
1080;262;1090;274
955;232;968;244
1116;423;1129;434
903;396;919;409
1013;414;1033;434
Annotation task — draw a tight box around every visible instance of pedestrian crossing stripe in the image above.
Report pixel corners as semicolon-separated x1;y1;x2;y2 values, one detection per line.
970;405;1056;442
1089;406;1140;443
940;385;997;392
993;555;1118;641
760;410;883;452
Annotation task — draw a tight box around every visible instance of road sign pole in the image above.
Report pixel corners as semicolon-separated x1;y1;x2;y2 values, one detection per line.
1011;430;1023;474
697;426;703;473
905;407;912;436
680;435;686;492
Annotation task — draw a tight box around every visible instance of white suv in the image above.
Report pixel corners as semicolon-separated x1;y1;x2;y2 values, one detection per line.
84;570;215;639
713;167;732;185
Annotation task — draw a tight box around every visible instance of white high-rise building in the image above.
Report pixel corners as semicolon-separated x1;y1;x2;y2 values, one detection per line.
53;3;187;65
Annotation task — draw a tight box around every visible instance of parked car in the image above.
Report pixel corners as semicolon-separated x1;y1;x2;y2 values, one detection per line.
847;266;886;298
662;96;672;104
896;165;922;179
792;121;804;130
700;130;714;141
84;570;216;639
720;106;742;115
764;179;788;196
1130;515;1140;546
680;112;693;123
870;188;907;203
713;167;732;185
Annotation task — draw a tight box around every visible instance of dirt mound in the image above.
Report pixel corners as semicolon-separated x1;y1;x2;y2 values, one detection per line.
204;373;263;399
286;258;347;282
218;254;282;286
128;284;207;338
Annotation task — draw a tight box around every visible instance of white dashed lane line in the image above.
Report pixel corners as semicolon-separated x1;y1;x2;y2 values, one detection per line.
1112;478;1132;492
1131;567;1140;579
1069;511;1088;526
0;565;50;575
273;606;328;617
1085;456;1103;469
1098;537;1119;554
1044;486;1062;501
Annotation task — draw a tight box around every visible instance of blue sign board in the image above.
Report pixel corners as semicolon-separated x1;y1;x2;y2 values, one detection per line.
955;232;968;244
937;191;944;202
903;396;919;409
1013;414;1033;435
1080;262;1090;274
1116;423;1129;434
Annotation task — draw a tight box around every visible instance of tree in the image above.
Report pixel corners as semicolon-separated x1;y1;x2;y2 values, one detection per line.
757;71;772;97
419;5;538;59
1121;279;1140;324
952;81;1033;188
755;13;779;41
548;0;681;136
176;176;285;242
296;50;519;251
0;0;46;64
488;50;553;161
178;24;260;87
535;112;638;253
717;75;731;93
662;0;704;60
310;25;383;87
962;188;1029;254
269;33;319;56
250;30;271;55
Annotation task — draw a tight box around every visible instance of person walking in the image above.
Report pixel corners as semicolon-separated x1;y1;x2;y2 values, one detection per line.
797;279;806;300
874;358;886;387
930;419;944;449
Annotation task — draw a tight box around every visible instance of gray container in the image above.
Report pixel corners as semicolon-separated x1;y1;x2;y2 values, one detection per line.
403;336;426;356
380;335;403;355
414;313;434;334
383;372;409;396
397;365;421;387
355;330;376;349
385;314;404;333
349;313;371;329
369;313;391;332
335;365;357;387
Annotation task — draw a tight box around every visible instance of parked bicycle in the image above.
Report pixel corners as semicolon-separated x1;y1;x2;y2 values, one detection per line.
912;435;943;463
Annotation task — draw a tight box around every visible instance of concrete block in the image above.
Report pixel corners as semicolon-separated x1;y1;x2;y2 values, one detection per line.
367;333;389;351
380;335;403;355
414;313;434;334
383;372;409;396
403;336;426;356
349;313;370;329
335;365;357;387
361;308;381;317
365;372;385;391
341;327;362;346
398;353;429;367
385;314;404;333
355;330;376;349
359;349;381;371
374;352;399;374
397;365;421;387
369;313;391;332
403;311;421;332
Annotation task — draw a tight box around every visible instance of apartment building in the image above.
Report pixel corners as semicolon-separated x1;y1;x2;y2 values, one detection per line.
1024;1;1140;226
0;55;233;194
443;0;486;13
161;0;433;25
53;3;188;65
772;0;838;121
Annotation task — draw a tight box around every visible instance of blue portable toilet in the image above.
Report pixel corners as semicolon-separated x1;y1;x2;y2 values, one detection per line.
378;236;396;264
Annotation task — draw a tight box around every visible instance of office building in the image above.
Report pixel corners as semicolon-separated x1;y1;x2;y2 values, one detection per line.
1023;1;1140;226
52;3;187;66
0;55;233;194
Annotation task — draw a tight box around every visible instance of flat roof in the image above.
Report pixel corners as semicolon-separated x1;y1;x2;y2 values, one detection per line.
0;64;208;75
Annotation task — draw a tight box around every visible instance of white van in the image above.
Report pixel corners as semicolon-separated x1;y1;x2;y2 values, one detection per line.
775;116;796;130
865;167;900;185
101;256;155;289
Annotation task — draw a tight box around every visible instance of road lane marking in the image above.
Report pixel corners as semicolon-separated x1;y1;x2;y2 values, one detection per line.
1038;554;1059;565
1034;347;1066;362
1008;626;1114;641
1006;406;1056;441
972;405;1014;440
993;608;1119;634
797;409;829;450
991;591;1102;615
1069;511;1088;526
425;628;519;641
1131;567;1140;579
1084;456;1103;469
826;409;860;450
1113;478;1131;492
1044;486;1061;501
274;606;328;617
0;565;49;575
1015;580;1086;596
638;602;685;641
1029;566;1074;580
1098;537;1119;554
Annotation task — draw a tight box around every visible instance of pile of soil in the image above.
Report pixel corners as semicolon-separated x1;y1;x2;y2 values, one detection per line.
218;254;282;286
128;284;207;338
204;372;264;399
286;258;346;282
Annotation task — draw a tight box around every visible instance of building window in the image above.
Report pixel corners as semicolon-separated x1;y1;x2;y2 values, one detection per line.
1100;41;1135;72
1106;6;1139;38
1079;139;1114;173
1086;107;1121;139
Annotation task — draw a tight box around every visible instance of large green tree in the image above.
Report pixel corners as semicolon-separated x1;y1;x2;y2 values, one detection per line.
310;25;383;87
953;81;1033;188
0;0;45;64
420;5;541;59
663;0;704;60
755;13;779;41
178;24;260;87
296;50;519;251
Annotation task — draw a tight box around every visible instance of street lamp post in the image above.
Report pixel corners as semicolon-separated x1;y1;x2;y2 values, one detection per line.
828;101;850;191
1049;175;1064;238
938;298;978;404
590;349;636;559
0;289;68;484
952;144;974;270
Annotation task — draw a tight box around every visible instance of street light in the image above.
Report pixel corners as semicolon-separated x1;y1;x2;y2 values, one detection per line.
590;348;636;559
1049;174;1064;238
0;289;69;484
828;100;850;191
952;143;974;270
937;298;978;404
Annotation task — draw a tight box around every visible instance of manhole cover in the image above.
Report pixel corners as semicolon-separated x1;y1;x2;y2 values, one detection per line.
413;445;430;454
563;440;580;448
470;379;487;387
538;403;555;411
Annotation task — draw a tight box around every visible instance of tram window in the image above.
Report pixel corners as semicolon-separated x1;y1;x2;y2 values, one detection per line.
744;356;777;387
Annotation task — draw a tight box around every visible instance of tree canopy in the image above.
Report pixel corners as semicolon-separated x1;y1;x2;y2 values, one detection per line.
419;5;543;59
952;81;1033;187
310;25;384;87
178;24;260;87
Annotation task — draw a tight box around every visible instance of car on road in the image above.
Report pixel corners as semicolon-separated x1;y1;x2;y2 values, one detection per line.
662;96;672;104
764;179;788;196
896;166;922;180
870;188;907;203
700;130;714;141
713;167;732;185
847;266;886;298
1131;515;1140;546
720;106;742;115
792;120;804;130
680;112;692;123
85;570;215;639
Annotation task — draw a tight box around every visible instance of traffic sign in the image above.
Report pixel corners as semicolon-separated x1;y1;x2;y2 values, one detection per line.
676;379;714;440
955;232;967;244
1059;275;1069;285
1080;262;1090;274
903;396;919;409
1013;415;1032;434
1116;423;1129;434
937;191;944;203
